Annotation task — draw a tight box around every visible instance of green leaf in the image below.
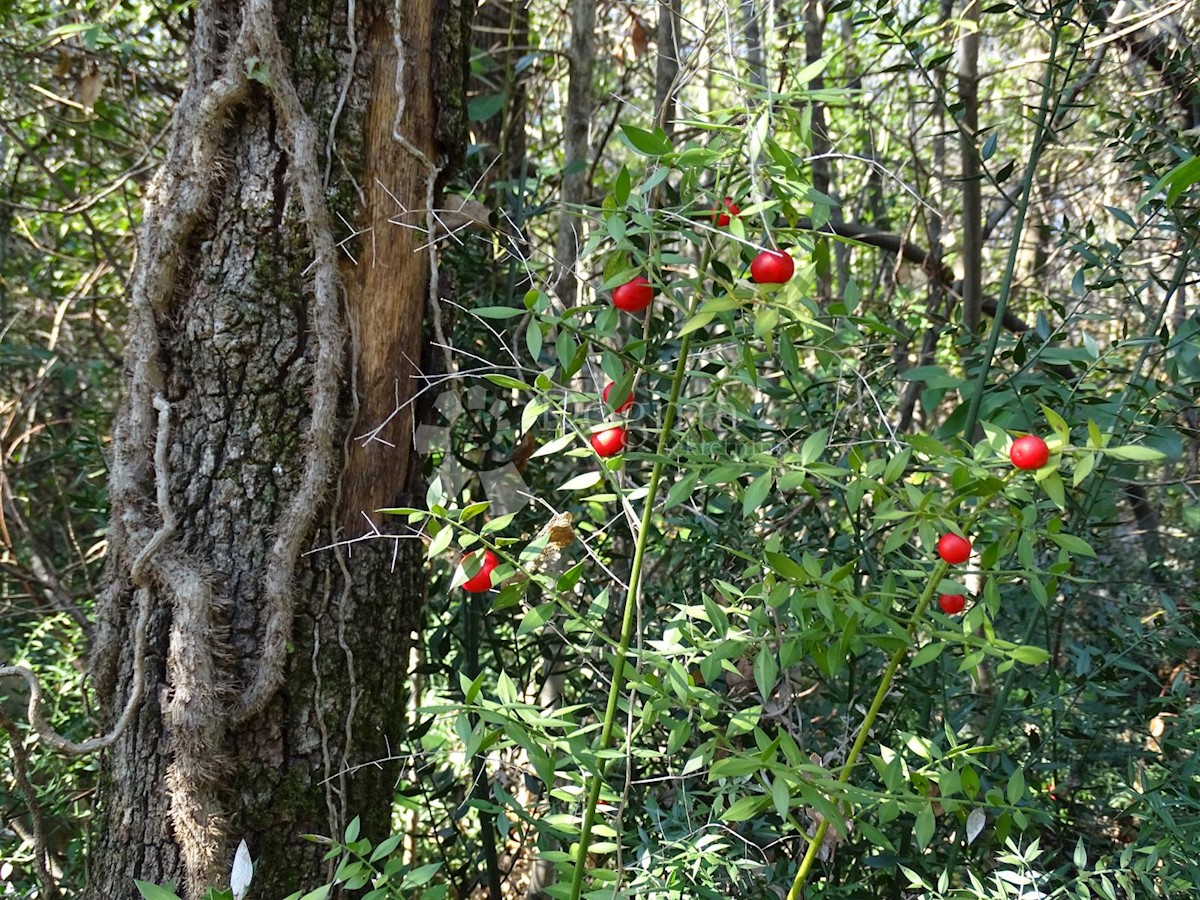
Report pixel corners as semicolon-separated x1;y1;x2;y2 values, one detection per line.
1072;451;1096;487
344;816;360;843
906;433;950;457
771;777;791;819
911;642;944;668
459;502;490;522
1038;470;1065;509
721;794;767;823
742;472;773;517
981;131;998;161
1010;645;1050;666
531;431;577;459
521;397;550;435
369;833;403;862
1047;532;1095;558
1040;405;1070;444
1140;155;1200;209
793;56;829;85
898;365;966;388
559;471;602;491
484;374;530;390
619;124;672;157
675;147;722;168
518;602;556;635
753;644;778;701
1006;768;1026;805
765;551;806;581
401;863;443;888
913;802;935;850
467;94;505;122
134;882;184;900
472;306;527;319
614;166;631;206
800;429;828;465
427;524;454;559
1074;835;1088;868
482;513;516;534
677;310;714;337
554;330;578;369
664;471;699;510
525;318;543;361
1105;444;1166;461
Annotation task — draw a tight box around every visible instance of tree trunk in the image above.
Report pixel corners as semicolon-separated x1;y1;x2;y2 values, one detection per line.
553;0;596;305
958;0;983;332
86;1;471;897
655;0;681;135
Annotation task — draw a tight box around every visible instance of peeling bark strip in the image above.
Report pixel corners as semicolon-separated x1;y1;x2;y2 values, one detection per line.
89;1;472;897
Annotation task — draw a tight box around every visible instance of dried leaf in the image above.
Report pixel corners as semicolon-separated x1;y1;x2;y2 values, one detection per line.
78;66;102;111
805;806;852;861
630;16;649;58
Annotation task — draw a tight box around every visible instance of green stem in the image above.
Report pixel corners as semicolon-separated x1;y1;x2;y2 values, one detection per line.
786;559;950;899
960;25;1061;441
565;127;751;899
565;327;697;900
786;469;1011;897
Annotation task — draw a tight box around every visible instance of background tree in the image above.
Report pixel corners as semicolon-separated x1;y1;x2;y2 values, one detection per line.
4;0;472;896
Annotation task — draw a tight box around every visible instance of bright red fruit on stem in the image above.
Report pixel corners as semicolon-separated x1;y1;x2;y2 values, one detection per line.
612;276;654;312
750;249;794;284
1010;434;1050;470
591;425;627;458
937;533;972;564
713;197;740;226
462;549;499;593
603;382;634;413
939;593;966;615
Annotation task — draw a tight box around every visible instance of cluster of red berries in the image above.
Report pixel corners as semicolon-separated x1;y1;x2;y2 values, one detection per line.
604;196;794;461
611;196;795;315
933;434;1052;613
590;381;634;458
936;531;971;615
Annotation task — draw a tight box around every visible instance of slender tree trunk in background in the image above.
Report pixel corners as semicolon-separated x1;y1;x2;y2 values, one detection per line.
897;0;953;434
958;0;983;332
805;0;832;300
86;1;471;897
554;0;596;305
656;0;681;135
473;0;533;310
474;0;530;184
741;0;765;91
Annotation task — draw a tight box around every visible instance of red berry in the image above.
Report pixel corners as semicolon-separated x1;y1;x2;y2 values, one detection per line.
462;549;499;593
1010;434;1050;471
937;533;972;565
612;276;654;312
713;197;740;226
591;425;627;458
750;249;794;284
939;593;966;615
603;382;634;414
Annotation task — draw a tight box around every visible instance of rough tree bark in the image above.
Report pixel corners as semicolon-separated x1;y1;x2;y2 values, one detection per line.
655;0;681;135
85;1;471;897
958;0;982;333
553;0;596;305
